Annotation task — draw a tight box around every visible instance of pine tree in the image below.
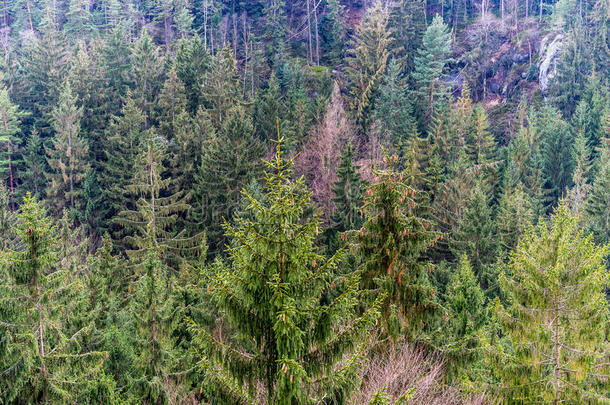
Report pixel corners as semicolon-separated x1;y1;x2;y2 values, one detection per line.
443;255;487;380
193;106;264;255
45;81;90;220
345;0;393;136
175;35;211;114
0;194;105;403
352;158;439;339
188;134;383;404
493;203;610;403
319;0;345;64
0;183;16;249
15;19;70;138
0;84;25;210
173;0;195;38
466;104;496;167
412;14;453;120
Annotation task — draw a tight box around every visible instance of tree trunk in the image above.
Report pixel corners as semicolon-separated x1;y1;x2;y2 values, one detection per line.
314;0;320;65
539;0;543;22
306;0;312;63
25;0;33;31
3;113;14;211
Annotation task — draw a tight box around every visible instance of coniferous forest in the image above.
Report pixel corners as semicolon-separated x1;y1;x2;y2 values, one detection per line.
0;0;609;403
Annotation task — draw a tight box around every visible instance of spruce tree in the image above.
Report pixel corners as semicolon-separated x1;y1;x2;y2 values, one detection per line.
0;84;25;210
188;135;383;404
174;35;211;114
202;46;241;127
20;130;46;199
192;106;264;255
65;0;95;39
412;14;452;120
351;158;439;339
131;30;162;129
0;194;105;403
345;0;393;135
99;94;146;235
566;131;592;215
114;129;200;267
45;81;90;220
0;184;16;249
331;142;366;235
493;203;610;403
128;244;179;402
372;58;417;148
585;113;610;243
449;184;497;292
443;255;487;381
496;184;536;256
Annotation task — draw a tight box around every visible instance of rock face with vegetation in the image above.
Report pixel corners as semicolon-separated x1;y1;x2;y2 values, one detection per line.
0;0;609;403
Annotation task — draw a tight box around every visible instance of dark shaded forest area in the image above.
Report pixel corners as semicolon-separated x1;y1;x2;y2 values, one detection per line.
0;0;609;403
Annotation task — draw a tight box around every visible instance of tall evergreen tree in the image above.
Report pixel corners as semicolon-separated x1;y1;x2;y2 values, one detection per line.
585;112;610;243
114;129;200;267
20;130;46;199
412;14;453;120
192;106;264;255
45;81;90;220
372;58;417;148
443;255;487;380
0;84;25;210
566;131;592;215
345;0;393;136
188;135;383;404
331;142;366;235
492;203;610;403
0;194;105;403
352;158;439;339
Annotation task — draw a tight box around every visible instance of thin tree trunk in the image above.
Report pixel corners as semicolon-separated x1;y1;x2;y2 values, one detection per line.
37;283;48;402
25;0;33;31
314;0;320;65
306;0;312;63
539;0;543;22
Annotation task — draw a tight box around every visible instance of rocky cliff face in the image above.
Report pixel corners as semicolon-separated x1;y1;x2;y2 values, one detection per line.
538;32;564;94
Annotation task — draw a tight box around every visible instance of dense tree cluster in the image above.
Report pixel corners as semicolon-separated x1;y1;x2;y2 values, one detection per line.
0;0;609;403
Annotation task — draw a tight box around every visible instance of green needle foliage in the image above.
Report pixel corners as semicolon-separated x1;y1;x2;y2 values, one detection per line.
351;157;439;339
0;193;105;403
492;202;610;403
188;133;383;404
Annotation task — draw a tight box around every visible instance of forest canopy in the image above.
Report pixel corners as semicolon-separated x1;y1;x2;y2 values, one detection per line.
0;0;609;403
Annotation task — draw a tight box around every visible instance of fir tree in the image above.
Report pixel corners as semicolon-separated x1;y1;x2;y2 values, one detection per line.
493;203;610;403
175;35;211;114
345;0;393;136
351;158;439;339
412;14;453;120
188;134;383;404
0;194;105;403
45;81;90;220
